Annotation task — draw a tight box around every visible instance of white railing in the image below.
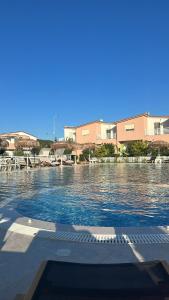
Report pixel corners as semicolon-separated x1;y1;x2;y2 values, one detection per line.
163;127;169;134
0;154;72;172
146;127;169;136
0;157;21;172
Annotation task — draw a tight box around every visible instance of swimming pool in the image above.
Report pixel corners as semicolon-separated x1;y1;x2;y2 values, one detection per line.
1;164;169;227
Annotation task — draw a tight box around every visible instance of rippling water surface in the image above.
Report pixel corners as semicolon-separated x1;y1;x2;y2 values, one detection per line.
1;164;169;227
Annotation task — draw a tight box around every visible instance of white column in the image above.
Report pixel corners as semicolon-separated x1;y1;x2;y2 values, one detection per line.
160;124;163;135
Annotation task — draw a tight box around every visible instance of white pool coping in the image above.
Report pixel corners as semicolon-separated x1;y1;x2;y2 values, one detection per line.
1;202;169;245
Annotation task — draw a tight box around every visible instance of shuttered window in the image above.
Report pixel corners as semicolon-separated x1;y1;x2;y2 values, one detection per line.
125;124;135;131
82;129;89;136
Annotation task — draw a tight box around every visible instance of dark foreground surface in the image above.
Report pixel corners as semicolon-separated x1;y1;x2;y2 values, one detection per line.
20;260;169;300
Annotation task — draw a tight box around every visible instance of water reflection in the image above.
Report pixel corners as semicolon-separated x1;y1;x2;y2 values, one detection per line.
0;164;169;226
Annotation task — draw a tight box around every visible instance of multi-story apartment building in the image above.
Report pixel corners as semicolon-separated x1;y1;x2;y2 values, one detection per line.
64;120;117;145
116;113;169;144
64;113;169;148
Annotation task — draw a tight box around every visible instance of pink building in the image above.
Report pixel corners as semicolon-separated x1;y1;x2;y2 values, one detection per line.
116;113;169;144
64;120;117;146
64;113;169;149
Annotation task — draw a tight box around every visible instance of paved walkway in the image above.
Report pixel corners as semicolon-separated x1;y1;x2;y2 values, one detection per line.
1;205;169;300
1;224;169;300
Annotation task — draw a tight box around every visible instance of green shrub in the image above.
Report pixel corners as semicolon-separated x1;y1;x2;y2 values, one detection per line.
126;141;149;157
14;149;25;156
80;148;95;161
38;139;53;148
31;147;41;155
0;149;6;155
95;144;115;158
63;148;72;155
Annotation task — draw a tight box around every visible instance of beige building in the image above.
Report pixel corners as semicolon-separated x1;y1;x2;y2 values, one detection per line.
0;131;38;155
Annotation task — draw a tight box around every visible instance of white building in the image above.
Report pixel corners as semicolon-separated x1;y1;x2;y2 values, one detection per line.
0;131;38;156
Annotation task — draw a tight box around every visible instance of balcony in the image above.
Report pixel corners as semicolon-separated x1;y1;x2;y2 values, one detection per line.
163;127;169;134
154;128;161;135
106;129;117;140
146;127;169;136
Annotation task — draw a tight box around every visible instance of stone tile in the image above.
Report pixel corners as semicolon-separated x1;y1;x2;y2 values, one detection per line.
1;226;169;300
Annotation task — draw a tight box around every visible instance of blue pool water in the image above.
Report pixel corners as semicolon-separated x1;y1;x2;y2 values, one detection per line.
1;164;169;227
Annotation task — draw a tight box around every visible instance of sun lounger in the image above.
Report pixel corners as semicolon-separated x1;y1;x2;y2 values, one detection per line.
15;260;169;299
162;158;169;163
146;156;156;163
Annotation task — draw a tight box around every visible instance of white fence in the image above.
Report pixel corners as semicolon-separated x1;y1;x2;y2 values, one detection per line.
0;154;72;172
0;157;21;172
92;156;169;163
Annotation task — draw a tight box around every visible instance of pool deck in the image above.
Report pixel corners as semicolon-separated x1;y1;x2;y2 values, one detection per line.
1;206;169;299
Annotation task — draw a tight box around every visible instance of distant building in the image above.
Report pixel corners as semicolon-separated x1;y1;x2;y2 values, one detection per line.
0;131;38;155
64;113;169;149
64;127;76;142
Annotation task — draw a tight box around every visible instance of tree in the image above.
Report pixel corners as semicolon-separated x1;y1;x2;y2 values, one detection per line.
148;141;169;156
0;148;6;155
31;146;41;156
0;139;8;155
104;143;115;156
94;144;115;158
126;141;149;156
79;148;94;161
159;147;169;156
95;145;107;157
38;139;53;148
65;137;74;143
13;149;25;156
63;148;72;155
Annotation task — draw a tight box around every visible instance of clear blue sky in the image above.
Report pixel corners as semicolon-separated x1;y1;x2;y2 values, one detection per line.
0;0;169;139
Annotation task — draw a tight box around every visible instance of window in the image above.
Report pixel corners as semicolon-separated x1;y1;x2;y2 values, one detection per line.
112;127;117;138
106;129;111;139
82;129;89;136
163;127;169;134
154;123;160;135
125;124;135;131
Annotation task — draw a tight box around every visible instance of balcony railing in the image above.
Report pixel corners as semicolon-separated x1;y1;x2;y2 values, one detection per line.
154;128;161;135
146;127;169;136
163;127;169;134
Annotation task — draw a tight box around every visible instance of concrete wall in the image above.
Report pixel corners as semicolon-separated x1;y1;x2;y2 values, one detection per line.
99;156;169;163
147;117;162;136
145;134;169;143
64;128;76;142
70;122;117;145
100;123;116;140
76;122;101;144
117;115;147;142
96;138;117;146
145;117;169;142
